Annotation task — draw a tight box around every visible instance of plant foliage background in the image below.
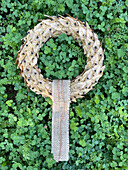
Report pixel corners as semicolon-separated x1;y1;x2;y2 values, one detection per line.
0;0;128;169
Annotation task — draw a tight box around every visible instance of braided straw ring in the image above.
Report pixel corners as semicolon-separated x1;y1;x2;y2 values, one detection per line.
16;14;105;102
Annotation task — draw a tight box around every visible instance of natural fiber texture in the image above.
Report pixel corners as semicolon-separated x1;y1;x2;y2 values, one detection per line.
15;14;105;103
52;80;70;162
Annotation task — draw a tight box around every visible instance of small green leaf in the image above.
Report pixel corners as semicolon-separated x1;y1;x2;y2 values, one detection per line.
95;94;100;104
75;106;82;117
111;18;126;24
117;49;125;58
45;97;52;105
111;161;117;167
79;139;86;147
44;46;51;54
6;100;13;106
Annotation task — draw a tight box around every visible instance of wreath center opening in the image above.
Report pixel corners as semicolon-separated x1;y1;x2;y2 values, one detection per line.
38;33;86;80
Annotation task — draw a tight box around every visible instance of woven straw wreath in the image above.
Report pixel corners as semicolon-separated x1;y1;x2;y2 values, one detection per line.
15;14;105;102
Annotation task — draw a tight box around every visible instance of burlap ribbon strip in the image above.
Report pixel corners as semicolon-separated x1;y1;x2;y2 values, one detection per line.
52;80;70;162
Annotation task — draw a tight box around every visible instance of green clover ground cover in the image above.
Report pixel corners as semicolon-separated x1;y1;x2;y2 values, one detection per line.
0;0;128;169
38;33;85;80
